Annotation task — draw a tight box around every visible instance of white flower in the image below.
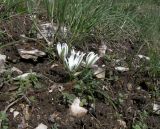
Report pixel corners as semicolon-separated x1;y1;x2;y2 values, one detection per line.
85;52;99;67
57;42;68;59
64;49;85;72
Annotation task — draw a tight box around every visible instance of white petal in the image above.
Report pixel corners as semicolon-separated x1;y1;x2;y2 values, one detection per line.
64;58;70;71
86;52;94;62
57;42;62;56
74;56;81;69
86;52;99;67
75;52;85;70
78;53;85;66
65;43;68;57
87;54;95;66
65;49;85;72
69;61;75;71
62;43;68;53
71;49;76;55
68;54;76;71
90;54;99;66
88;53;96;63
76;51;80;56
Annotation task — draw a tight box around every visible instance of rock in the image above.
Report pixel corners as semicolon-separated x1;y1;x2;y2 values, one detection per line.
69;97;88;117
10;108;15;113
13;111;20;118
153;103;160;114
0;54;6;73
0;54;6;61
18;49;46;61
93;65;106;79
35;123;48;129
115;66;129;72
11;67;23;75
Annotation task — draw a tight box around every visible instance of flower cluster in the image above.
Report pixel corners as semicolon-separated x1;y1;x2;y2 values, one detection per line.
57;42;99;72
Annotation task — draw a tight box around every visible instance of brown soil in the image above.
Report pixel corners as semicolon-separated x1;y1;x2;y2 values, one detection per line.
0;14;159;129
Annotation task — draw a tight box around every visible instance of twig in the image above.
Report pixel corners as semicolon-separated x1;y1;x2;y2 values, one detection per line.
19;35;46;48
89;112;102;126
94;69;106;76
0;40;22;50
0;96;24;128
37;73;54;83
4;96;24;113
23;95;32;106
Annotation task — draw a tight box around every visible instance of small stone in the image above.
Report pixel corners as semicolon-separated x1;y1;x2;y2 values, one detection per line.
153;103;160;114
50;63;59;69
0;54;6;73
94;66;105;79
127;83;133;91
11;67;23;75
115;66;129;72
69;97;88;117
13;111;20;118
35;123;48;129
136;87;141;90
10;108;15;113
0;54;6;61
117;119;127;128
49;89;53;93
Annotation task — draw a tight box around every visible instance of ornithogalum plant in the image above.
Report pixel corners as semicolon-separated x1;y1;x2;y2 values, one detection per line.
56;42;99;75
